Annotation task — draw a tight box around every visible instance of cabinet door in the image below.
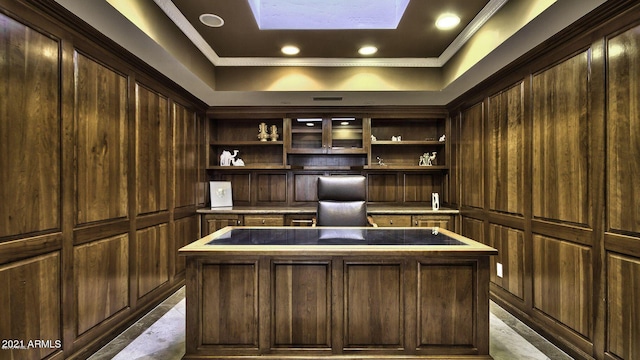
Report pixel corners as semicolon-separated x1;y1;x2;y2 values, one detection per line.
370;215;412;227
202;214;242;235
412;215;452;230
290;117;364;154
243;215;285;226
290;117;324;153
330;117;363;152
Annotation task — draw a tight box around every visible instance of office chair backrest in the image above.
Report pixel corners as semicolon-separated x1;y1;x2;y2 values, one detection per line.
316;175;368;226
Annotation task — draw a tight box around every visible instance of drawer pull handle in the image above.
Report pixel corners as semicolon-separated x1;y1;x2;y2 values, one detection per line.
262;219;266;224
390;220;393;224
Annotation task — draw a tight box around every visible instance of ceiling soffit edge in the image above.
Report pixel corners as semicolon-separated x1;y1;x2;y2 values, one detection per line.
152;0;508;68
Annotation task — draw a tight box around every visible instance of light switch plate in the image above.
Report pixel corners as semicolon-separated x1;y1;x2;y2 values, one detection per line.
496;263;503;278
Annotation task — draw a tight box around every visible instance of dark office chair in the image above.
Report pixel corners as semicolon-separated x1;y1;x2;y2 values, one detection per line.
314;175;377;227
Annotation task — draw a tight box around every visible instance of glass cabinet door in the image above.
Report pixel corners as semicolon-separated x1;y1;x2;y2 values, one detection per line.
289;116;365;154
290;117;324;153
330;117;363;151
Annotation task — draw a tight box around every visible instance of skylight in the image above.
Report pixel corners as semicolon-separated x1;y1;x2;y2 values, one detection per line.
247;0;410;30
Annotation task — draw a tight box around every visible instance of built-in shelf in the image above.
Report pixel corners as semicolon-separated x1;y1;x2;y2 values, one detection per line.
371;140;445;146
365;165;448;171
211;141;284;146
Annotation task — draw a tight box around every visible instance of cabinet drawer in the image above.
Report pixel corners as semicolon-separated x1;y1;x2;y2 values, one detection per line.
412;215;452;230
285;214;316;227
244;215;285;226
370;215;412;227
202;214;242;235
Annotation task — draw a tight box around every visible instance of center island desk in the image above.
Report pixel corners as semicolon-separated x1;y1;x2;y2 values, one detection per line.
179;227;497;360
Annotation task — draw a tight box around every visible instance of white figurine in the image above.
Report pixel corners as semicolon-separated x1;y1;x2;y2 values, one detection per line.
391;135;402;141
220;150;232;166
439;134;446;142
371;134;377;141
432;192;440;211
230;150;245;166
427;151;437;166
419;153;428;166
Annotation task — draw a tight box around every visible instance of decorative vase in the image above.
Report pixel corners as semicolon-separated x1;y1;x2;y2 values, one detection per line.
269;125;279;141
257;122;269;141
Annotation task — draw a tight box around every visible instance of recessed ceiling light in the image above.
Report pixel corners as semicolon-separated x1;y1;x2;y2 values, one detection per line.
435;13;460;30
358;46;378;55
281;45;300;55
199;13;224;28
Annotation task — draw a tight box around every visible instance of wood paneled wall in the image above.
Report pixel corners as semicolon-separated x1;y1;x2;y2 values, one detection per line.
0;1;205;359
532;52;590;226
0;13;60;238
452;2;640;359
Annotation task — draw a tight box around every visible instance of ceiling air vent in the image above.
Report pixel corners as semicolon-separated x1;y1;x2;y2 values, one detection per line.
313;96;343;101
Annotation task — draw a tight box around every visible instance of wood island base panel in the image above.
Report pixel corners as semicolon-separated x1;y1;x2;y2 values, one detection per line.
179;227;497;359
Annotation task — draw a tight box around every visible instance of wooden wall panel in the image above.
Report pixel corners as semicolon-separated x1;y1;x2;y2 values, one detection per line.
532;52;590;226
489;224;525;299
607;25;640;235
74;234;129;335
462;217;484;245
417;264;473;346
367;173;397;202
404;174;442;203
137;224;169;298
173;102;196;208
273;263;330;347
487;83;525;216
0;14;60;238
214;173;251;204
136;84;170;215
449;113;461;206
75;52;128;225
345;264;402;347
257;173;287;203
607;253;640;360
174;216;197;275
294;174;320;202
0;252;60;359
201;263;258;346
533;235;591;338
460;103;484;209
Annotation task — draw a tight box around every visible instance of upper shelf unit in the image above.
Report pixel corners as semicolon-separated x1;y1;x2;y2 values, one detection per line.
206;113;449;173
207;118;287;169
368;118;448;171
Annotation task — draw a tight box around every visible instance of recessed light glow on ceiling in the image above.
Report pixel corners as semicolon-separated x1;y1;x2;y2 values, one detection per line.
358;46;378;55
248;0;410;30
281;45;300;55
199;13;224;28
435;13;460;30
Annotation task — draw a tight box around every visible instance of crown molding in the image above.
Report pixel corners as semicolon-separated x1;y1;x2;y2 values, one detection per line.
152;0;508;68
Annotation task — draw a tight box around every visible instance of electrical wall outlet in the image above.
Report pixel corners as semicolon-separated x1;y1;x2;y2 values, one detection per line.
496;262;503;278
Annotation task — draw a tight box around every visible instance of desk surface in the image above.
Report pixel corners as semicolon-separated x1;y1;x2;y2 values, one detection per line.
179;226;497;255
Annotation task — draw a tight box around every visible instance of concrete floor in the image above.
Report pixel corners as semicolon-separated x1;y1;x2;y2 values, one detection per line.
89;287;573;360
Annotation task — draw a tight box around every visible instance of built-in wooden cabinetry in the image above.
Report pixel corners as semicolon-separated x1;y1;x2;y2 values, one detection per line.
199;208;459;237
202;108;456;234
205;108;451;210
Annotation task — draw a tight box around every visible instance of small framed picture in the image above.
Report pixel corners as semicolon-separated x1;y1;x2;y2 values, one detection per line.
209;181;233;208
